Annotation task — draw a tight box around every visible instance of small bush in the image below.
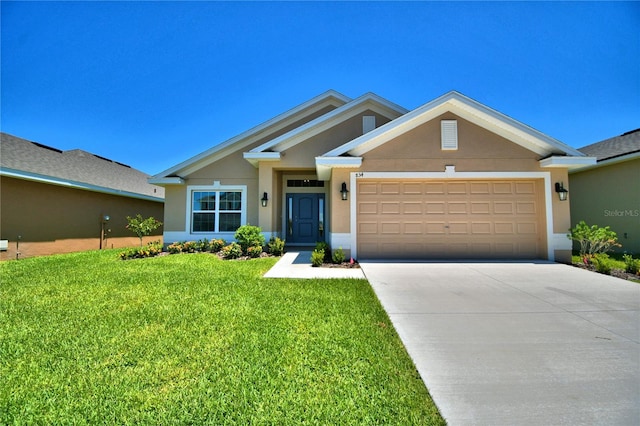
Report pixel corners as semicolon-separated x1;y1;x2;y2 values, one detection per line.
119;241;163;260
332;247;346;264
235;225;265;255
268;237;285;256
194;238;210;252
592;253;612;275
167;241;185;254
209;239;226;253
315;241;331;262
623;254;640;274
221;242;242;259
568;221;621;258
311;249;325;267
247;245;263;258
181;241;197;253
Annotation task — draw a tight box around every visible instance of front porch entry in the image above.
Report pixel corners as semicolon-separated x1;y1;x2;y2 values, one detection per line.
286;193;325;245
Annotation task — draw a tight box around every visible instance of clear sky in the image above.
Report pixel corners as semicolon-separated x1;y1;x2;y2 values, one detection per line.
2;1;638;175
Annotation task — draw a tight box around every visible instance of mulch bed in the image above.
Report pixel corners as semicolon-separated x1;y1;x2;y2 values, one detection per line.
572;262;640;282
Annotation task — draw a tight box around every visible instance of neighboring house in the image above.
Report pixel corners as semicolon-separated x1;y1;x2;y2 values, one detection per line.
569;129;640;254
0;133;165;260
150;90;595;262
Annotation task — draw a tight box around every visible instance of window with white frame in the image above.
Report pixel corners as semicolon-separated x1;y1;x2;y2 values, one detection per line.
191;187;244;233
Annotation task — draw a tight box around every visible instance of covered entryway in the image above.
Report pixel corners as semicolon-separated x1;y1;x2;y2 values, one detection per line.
356;179;547;259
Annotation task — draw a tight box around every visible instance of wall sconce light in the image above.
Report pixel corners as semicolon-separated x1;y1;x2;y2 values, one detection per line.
340;182;349;201
555;182;568;201
261;192;269;207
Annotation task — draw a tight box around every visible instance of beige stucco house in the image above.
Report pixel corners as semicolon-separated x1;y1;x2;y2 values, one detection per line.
0;133;165;260
569;129;640;254
150;90;595;262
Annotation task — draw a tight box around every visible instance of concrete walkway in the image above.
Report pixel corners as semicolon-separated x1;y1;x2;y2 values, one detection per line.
263;251;366;279
360;261;640;425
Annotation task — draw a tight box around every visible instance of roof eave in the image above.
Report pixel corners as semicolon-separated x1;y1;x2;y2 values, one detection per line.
539;156;597;169
315;156;362;180
2;168;165;202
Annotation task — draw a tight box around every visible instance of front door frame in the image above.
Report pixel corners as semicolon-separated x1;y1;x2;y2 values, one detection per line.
286;193;325;245
281;173;328;246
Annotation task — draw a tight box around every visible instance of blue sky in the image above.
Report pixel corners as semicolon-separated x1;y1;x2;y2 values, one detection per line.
2;1;638;175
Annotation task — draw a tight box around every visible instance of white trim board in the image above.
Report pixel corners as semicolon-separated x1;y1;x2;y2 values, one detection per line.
348;170;557;261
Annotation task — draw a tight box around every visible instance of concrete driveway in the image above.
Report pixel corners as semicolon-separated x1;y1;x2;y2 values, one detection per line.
360;261;640;425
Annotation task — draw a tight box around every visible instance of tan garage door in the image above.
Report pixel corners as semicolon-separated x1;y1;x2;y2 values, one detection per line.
357;179;546;259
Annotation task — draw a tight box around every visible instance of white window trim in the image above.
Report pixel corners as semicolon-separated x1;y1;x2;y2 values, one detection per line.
186;183;247;237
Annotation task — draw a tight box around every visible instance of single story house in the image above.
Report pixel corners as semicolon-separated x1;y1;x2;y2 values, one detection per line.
569;129;640;254
0;133;165;259
150;90;595;262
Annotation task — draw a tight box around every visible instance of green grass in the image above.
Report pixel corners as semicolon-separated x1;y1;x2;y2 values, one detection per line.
1;250;444;425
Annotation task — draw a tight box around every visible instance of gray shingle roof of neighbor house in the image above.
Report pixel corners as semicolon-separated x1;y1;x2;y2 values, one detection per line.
578;128;640;162
0;132;164;201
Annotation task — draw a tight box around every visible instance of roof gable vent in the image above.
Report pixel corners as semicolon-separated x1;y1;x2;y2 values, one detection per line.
363;116;376;134
441;120;458;150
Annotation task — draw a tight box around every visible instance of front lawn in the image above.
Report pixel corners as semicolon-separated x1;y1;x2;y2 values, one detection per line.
0;250;444;424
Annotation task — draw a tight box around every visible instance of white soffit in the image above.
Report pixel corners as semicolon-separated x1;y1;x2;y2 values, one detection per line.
315;156;362;180
243;152;281;167
151;90;351;179
539;156;597;169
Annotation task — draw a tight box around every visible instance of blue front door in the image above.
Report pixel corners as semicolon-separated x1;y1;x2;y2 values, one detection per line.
286;193;325;244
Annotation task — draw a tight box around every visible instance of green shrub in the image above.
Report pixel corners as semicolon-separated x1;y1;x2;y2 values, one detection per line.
268;237;285;256
623;254;640;274
194;238;210;252
235;225;265;255
182;241;197;253
221;242;243;259
167;241;185;254
119;241;163;260
592;253;612;275
315;241;331;262
332;247;346;264
247;245;263;258
311;249;325;267
209;238;226;253
568;221;621;258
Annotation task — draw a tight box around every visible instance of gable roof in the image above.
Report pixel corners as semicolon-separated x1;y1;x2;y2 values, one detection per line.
317;91;595;178
0;132;164;201
243;92;408;166
578;128;640;161
323;91;585;158
150;90;351;182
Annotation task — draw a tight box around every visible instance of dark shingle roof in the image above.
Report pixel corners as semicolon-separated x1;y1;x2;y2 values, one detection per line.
578;128;640;162
0;132;164;200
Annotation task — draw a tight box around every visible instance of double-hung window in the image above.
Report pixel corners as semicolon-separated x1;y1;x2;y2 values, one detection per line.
190;186;245;233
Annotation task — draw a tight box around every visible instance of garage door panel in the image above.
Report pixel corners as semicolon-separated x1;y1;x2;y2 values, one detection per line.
357;179;545;259
471;202;491;214
402;202;422;214
448;202;468;214
426;202;445;214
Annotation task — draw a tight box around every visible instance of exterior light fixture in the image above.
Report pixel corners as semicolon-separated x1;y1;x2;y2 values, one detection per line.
261;192;268;207
340;182;349;201
555;182;568;201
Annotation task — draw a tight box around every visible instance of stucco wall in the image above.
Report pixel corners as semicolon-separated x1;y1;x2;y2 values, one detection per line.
569;158;640;254
0;177;164;260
